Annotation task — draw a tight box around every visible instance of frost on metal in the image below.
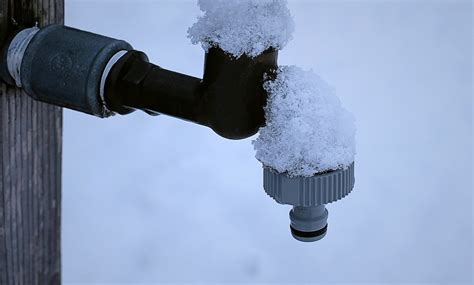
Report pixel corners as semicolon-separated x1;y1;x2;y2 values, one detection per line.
188;0;294;58
253;66;356;177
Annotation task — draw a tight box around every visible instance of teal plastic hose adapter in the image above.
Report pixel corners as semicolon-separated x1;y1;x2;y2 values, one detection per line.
263;162;355;242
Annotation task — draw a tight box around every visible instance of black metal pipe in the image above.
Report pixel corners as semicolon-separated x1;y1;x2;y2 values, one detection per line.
104;50;205;123
106;48;278;139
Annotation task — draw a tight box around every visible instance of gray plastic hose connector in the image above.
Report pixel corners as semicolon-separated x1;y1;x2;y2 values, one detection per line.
9;25;133;117
263;162;355;242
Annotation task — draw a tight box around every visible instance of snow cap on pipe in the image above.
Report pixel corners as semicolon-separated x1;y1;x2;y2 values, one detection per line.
188;0;294;58
254;66;356;177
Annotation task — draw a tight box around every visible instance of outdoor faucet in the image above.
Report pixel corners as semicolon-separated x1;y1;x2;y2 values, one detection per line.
0;23;355;243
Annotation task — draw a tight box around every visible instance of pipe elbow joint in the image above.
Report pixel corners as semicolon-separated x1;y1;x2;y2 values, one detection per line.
105;47;278;140
201;48;279;140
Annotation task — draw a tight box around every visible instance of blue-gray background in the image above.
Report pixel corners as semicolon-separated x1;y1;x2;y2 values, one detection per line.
63;0;473;284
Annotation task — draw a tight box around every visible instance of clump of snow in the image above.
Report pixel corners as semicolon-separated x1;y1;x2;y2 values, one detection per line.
253;66;356;177
188;0;294;58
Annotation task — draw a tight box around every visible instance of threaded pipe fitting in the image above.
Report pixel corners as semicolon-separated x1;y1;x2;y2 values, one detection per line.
263;162;355;242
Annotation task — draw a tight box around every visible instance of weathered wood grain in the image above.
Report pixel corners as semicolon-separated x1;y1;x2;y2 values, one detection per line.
0;0;64;284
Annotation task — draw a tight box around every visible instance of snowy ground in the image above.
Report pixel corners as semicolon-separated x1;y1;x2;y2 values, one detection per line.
63;0;472;284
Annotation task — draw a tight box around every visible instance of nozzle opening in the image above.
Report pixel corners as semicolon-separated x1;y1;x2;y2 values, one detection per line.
289;205;328;242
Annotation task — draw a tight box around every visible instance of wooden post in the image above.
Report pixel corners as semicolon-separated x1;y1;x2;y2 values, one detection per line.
0;0;64;284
